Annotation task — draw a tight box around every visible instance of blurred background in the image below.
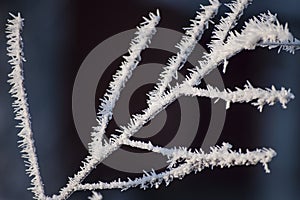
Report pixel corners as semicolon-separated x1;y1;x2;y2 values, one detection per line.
0;0;299;199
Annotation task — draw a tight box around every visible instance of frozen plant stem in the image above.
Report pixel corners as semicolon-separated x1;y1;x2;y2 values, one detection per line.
148;0;221;100
6;0;299;199
183;82;294;111
6;13;46;199
78;140;276;191
89;9;161;157
56;6;298;199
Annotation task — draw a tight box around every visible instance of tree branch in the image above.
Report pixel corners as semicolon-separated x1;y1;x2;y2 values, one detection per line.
6;13;46;200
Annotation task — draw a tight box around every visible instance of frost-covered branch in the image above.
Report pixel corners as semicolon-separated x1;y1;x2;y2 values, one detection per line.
209;0;252;51
89;10;160;157
69;11;298;198
75;11;298;195
52;11;161;200
186;11;299;84
107;12;297;140
78;142;276;191
209;0;252;73
6;1;299;200
121;139;275;173
148;0;220;100
181;81;295;111
6;13;46;200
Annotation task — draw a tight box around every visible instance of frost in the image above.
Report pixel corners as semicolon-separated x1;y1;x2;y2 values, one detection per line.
6;0;299;199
